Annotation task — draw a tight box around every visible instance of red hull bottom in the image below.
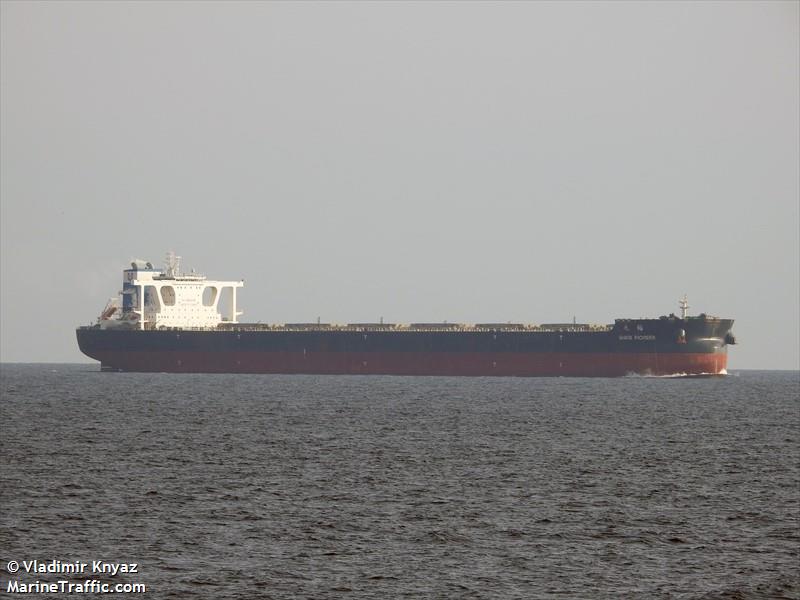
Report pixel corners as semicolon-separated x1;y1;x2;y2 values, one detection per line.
95;351;728;377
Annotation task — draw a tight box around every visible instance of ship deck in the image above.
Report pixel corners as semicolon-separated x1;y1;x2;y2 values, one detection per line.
213;322;614;333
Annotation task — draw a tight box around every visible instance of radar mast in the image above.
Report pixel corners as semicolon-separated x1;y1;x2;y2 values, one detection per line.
164;251;181;279
679;295;690;319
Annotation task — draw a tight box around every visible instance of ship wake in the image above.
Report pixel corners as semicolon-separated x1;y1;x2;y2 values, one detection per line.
625;369;728;379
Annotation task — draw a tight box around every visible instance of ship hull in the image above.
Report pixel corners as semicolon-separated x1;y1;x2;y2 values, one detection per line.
83;349;726;377
76;318;733;377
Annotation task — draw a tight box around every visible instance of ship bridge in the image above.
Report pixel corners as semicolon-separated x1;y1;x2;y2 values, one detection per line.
108;252;243;330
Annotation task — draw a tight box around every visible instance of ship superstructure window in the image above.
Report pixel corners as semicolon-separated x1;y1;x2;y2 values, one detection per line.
144;286;160;311
161;286;176;306
202;286;218;307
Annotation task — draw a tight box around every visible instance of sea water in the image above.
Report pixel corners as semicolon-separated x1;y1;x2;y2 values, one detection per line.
1;365;798;599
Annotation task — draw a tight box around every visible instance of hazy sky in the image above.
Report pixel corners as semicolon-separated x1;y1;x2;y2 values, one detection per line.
1;1;798;369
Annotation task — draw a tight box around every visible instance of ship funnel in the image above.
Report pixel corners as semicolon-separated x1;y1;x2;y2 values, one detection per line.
130;259;151;270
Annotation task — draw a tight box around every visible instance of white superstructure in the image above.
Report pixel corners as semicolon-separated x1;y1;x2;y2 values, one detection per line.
99;252;243;330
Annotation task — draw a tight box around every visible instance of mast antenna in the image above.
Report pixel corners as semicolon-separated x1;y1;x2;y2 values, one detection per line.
679;295;690;319
165;251;181;278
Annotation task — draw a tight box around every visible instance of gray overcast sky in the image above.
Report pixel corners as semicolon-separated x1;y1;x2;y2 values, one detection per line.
1;1;798;369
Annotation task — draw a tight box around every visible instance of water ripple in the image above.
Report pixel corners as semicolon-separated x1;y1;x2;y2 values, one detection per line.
1;366;798;599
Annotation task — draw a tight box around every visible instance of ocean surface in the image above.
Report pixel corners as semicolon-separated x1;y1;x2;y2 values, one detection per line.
1;365;798;599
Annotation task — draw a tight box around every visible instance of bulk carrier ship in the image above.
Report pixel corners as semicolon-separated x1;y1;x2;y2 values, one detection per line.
76;253;736;376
